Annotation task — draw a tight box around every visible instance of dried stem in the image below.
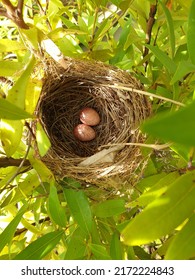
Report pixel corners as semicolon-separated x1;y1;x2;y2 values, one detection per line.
102;84;185;107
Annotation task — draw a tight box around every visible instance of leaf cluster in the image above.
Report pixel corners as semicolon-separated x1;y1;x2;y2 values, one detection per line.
0;0;195;260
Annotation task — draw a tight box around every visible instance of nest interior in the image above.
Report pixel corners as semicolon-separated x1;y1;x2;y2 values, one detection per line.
35;57;151;185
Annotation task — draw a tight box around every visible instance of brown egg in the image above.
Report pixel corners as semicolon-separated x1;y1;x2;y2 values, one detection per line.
73;124;96;142
80;107;100;126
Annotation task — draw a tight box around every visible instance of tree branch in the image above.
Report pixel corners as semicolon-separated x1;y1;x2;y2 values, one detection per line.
143;3;158;67
0;157;30;168
1;0;29;29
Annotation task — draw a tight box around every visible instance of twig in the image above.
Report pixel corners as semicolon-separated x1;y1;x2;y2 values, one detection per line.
35;0;52;31
143;2;158;68
0;157;30;168
0;0;29;29
14;216;51;236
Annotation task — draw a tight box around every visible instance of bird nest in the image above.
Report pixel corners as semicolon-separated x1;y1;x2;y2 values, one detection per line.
35;57;151;187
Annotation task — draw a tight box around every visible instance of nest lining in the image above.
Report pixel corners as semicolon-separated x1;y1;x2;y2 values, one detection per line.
35;57;151;184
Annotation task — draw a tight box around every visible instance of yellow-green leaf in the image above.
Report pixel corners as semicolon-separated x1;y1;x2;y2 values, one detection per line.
48;184;67;227
64;189;92;234
92;199;125;217
0;57;35;156
14;230;64;260
0;98;32;120
0;61;23;76
165;214;195;260
0;205;27;253
0;39;25;52
36;123;51;157
0;120;23;157
187;0;195;64
122;171;195;246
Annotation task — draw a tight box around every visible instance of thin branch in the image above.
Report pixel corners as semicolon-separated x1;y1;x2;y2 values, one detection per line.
0;157;30;168
143;2;158;69
0;7;8;17
17;0;25;13
1;0;29;29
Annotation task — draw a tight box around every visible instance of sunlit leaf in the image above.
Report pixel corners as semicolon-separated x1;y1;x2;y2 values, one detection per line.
0;205;27;253
165;214;195;260
36;122;51;157
65;227;88;260
170;61;195;85
0;119;23;157
64;189;92;234
128;172;179;208
48;27;86;41
110;232;123;260
0;39;25;52
1;171;40;209
14;230;64;260
0;61;23;76
142;100;195;147
28;154;54;182
92;199;125;218
187;0;195;64
0;98;32;120
0;57;35;156
146;45;176;74
48;184;67;227
122;171;195;245
160;0;175;58
89;244;111;260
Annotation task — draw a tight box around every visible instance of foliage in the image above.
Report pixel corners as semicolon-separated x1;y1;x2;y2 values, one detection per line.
0;0;195;260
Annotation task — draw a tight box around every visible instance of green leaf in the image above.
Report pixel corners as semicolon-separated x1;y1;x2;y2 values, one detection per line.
92;199;125;218
0;57;35;156
0;98;32;120
0;119;23;157
187;0;195;64
28;154;54;183
170;61;195;85
65;227;87;260
0;205;27;253
160;0;175;58
36;122;51;156
64;189;92;234
0;61;23;76
142;101;195;147
136;172;167;193
14;230;64;260
165;214;195;260
1;171;40;209
0;39;25;52
19;26;42;51
89;244;111;260
146;45;176;74
122;171;195;246
110;232;123;260
48;184;67;227
128;172;179;208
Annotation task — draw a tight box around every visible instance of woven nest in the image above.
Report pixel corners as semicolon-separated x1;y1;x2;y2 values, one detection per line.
35;57;151;187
